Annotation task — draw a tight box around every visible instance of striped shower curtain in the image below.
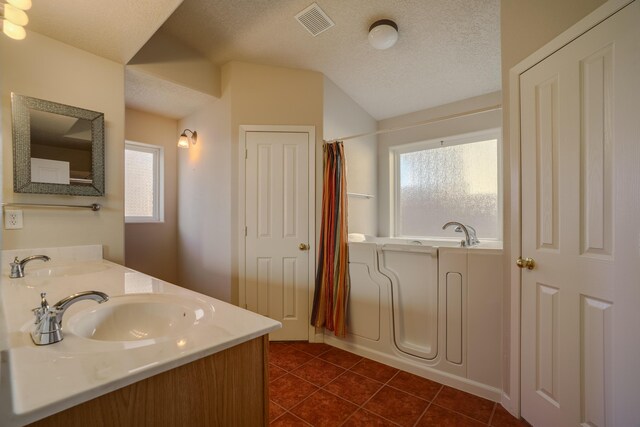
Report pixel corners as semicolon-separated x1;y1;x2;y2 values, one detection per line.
311;142;350;337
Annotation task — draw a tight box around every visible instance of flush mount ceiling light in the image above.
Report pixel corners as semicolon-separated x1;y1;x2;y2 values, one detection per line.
178;129;197;149
0;0;30;40
368;19;398;50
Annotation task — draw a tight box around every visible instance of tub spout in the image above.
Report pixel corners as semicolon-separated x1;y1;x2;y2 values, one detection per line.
442;222;471;247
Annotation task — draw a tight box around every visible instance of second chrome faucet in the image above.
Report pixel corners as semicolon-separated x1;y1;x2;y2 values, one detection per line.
442;222;480;247
10;255;50;278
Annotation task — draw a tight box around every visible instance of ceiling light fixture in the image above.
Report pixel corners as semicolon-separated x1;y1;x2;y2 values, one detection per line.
368;19;398;50
0;0;30;40
178;129;197;149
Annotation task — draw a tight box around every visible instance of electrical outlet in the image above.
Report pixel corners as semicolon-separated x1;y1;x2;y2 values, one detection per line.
4;210;23;229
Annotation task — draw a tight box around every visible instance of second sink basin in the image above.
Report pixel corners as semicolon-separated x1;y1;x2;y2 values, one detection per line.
66;294;209;342
29;262;111;278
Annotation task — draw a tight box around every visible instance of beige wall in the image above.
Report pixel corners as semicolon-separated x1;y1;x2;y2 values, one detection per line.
124;108;178;283
323;77;377;236
177;95;232;301
0;32;125;263
500;0;607;398
177;61;323;304
228;61;324;305
377;91;502;237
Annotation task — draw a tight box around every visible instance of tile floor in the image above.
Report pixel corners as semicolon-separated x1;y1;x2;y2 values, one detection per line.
269;342;530;427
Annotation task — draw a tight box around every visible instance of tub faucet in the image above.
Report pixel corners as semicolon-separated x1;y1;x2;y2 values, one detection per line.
31;291;109;345
442;222;472;247
461;225;480;245
10;255;51;278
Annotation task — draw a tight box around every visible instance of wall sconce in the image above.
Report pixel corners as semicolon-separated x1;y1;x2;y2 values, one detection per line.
0;0;31;41
178;129;197;149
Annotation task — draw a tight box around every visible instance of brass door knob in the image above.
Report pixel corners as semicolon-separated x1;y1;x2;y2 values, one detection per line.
516;257;536;270
299;243;309;251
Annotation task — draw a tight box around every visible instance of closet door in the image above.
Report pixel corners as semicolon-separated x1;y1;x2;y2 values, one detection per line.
244;130;311;341
519;2;639;425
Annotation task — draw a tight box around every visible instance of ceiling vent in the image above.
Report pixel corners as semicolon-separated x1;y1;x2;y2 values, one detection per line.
295;3;335;37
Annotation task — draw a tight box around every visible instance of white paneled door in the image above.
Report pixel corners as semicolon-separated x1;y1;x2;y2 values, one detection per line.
245;131;311;341
520;2;639;426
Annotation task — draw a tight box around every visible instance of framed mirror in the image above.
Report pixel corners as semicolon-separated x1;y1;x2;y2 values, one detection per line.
11;93;105;196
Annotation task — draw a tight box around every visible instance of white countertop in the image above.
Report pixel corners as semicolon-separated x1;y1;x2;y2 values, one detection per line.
0;245;281;426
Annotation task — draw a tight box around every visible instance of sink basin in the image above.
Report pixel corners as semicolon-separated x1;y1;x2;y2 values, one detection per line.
30;262;111;278
66;294;209;342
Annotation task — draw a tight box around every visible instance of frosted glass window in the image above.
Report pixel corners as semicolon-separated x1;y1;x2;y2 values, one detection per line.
394;134;499;239
125;141;163;223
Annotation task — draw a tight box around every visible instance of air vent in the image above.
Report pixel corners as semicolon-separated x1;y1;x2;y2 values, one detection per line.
295;3;335;37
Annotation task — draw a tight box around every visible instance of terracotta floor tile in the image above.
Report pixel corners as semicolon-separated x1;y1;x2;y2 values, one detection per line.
364;386;429;427
417;404;486;426
342;409;399;427
291;357;346;386
318;347;363;369
270;412;311;426
270;374;319;409
350;358;399;383
270;400;287;422
491;404;531;426
289;341;333;356
324;371;384;405
388;371;443;401
290;390;358;427
270;342;290;354
434;386;495;423
270;364;287;382
271;347;316;371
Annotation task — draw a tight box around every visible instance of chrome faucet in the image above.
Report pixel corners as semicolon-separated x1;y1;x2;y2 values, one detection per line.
10;255;51;278
31;291;109;345
442;221;473;247
462;225;480;245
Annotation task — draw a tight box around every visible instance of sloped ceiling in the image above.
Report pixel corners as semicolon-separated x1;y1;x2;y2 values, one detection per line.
25;0;501;120
27;0;184;64
159;0;501;120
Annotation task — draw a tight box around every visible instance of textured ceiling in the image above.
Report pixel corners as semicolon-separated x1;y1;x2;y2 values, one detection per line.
160;0;501;120
125;68;216;120
27;0;183;63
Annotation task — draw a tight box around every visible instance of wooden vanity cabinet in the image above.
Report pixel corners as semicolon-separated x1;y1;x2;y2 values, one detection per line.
29;335;269;427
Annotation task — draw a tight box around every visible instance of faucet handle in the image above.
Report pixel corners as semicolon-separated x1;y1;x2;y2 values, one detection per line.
39;292;49;308
32;292;49;323
9;257;22;278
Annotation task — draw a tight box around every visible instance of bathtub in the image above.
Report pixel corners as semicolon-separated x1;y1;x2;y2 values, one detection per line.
324;234;503;401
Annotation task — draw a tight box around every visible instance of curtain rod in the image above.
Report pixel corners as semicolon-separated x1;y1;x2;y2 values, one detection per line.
324;104;502;144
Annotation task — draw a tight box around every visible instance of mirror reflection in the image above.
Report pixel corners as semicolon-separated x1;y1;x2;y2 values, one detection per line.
29;110;93;185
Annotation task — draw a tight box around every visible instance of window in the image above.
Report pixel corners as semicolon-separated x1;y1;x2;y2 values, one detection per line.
391;130;501;240
125;141;164;223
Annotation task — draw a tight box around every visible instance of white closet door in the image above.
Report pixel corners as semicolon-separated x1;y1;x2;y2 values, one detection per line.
520;2;639;425
245;131;310;341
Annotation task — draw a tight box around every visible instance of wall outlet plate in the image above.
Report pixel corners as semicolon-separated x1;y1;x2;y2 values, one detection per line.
4;210;23;229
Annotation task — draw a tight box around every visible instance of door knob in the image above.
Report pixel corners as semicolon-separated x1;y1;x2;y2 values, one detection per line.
299;243;309;251
516;257;536;270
